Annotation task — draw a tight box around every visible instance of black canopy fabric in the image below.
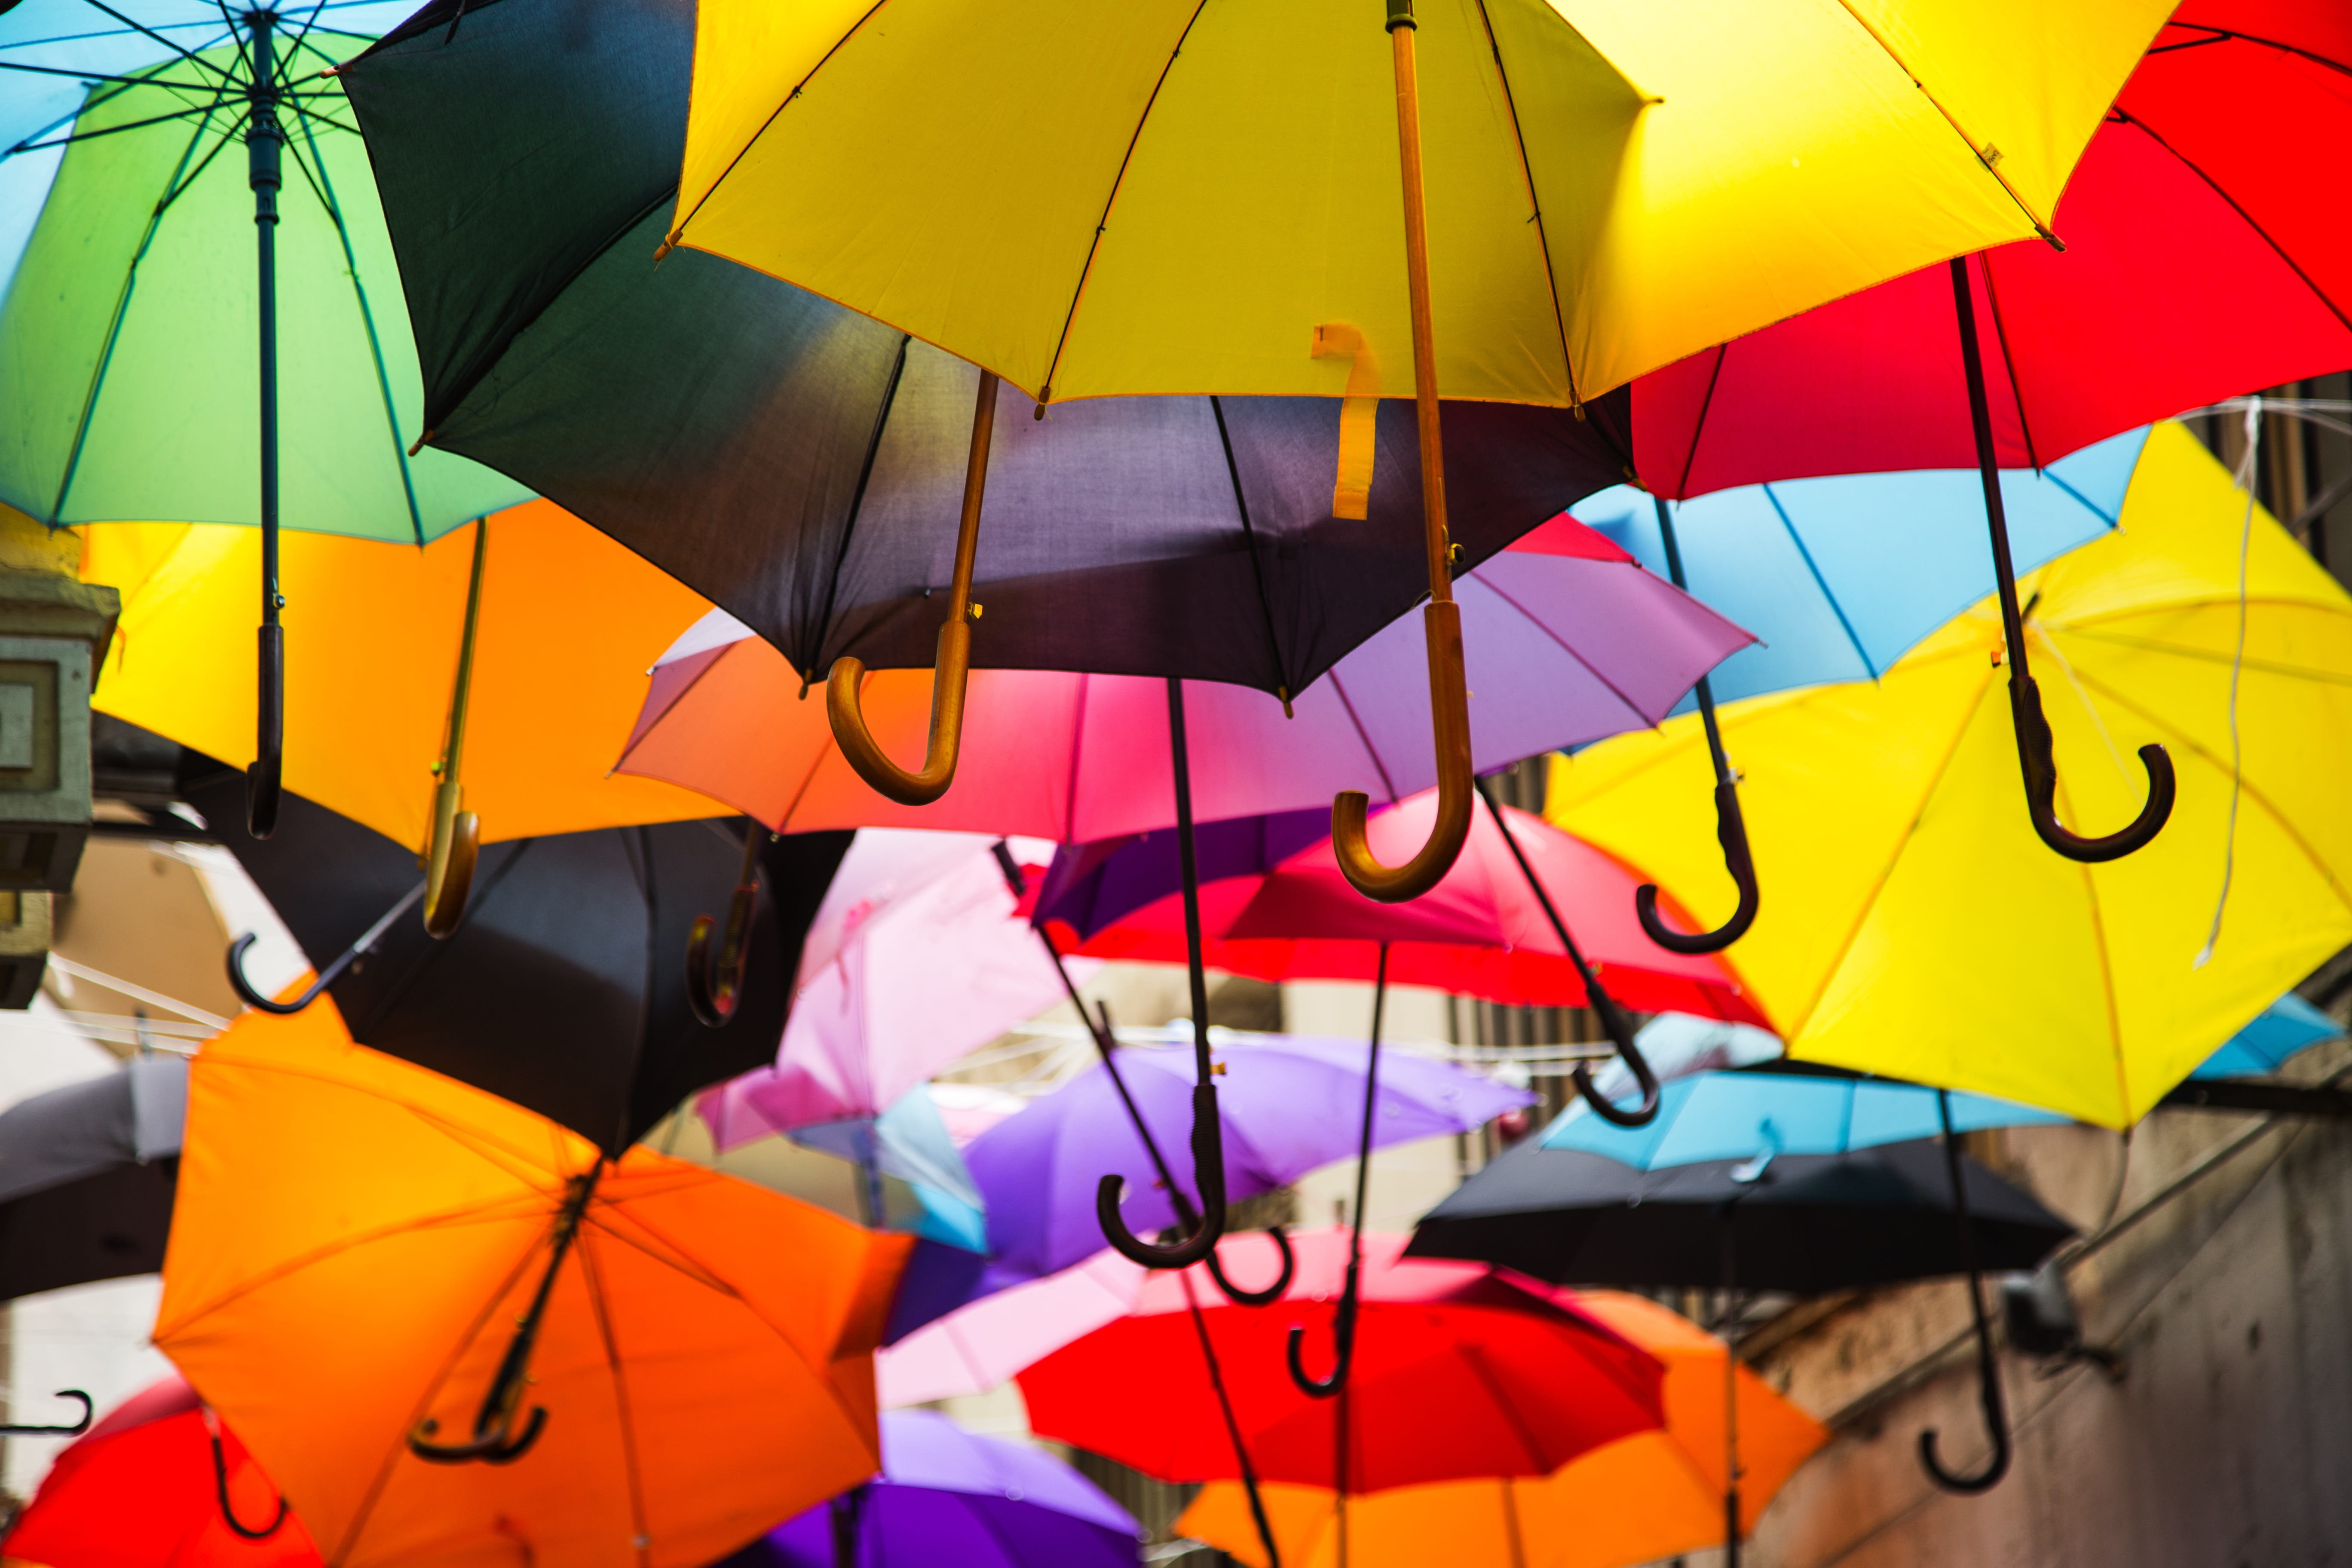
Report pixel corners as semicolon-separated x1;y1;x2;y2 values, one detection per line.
340;0;1634;700
1406;1137;2074;1296
180;754;851;1155
0;1055;184;1300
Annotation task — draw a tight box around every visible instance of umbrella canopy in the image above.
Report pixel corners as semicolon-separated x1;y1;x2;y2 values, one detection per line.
337;0;1635;706
666;0;2162;410
877;1250;1148;1410
83;503;728;852
155;1001;913;1568
1406;1138;2073;1295
1540;1064;2067;1171
613;509;1751;841
0;1373;319;1568
1547;422;2352;1126
1038;791;1761;1020
968;1034;1531;1287
1567;427;2147;706
720;1410;1141;1568
2192;993;2345;1080
1019;1230;1664;1492
696;832;1075;1137
1628;3;2352;496
183;759;849;1155
0;1053;182;1301
1179;1291;1827;1568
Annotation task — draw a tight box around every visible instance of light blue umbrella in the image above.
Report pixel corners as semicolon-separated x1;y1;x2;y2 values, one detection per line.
1541;1067;2067;1173
792;1085;989;1253
2190;994;2344;1081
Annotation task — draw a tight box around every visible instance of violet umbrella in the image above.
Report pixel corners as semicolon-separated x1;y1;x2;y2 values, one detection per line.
715;1409;1140;1568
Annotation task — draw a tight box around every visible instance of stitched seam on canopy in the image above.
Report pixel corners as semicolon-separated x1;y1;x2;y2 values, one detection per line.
1035;0;1213;403
2146;26;2352;80
1210;395;1294;698
1972;251;2040;472
1327;670;1401;803
576;1229;655;1568
2109;107;2352;333
1473;567;1648;726
1670;346;1729;501
2057;801;2132;1126
1787;659;1998;1038
1452;1338;1555;1472
1471;0;1581;405
1063;671;1089;843
1761;484;1878;681
2062;623;2352;687
809;334;913;676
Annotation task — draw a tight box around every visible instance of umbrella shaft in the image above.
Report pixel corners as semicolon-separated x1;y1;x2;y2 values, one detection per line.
1948;259;2030;683
1387;3;1452;603
246;11;282;630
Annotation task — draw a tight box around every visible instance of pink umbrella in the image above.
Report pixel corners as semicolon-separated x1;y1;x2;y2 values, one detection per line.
614;518;1752;842
878;1248;1150;1408
699;831;1089;1139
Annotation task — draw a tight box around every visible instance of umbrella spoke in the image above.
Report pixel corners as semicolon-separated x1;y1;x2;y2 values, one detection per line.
9;98;233;153
73;0;238;82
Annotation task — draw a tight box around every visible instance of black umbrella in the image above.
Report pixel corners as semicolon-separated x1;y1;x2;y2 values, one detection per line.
181;753;851;1154
0;1053;182;1303
338;0;1630;834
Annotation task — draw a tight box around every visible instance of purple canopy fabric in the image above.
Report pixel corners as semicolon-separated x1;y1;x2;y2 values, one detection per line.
719;1410;1140;1568
970;1034;1532;1286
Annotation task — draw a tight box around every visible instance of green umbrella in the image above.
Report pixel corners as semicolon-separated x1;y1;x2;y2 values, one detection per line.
0;2;528;835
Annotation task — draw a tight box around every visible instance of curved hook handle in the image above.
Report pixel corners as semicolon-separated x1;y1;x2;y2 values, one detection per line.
2010;675;2175;864
421;778;479;940
248;626;283;840
1917;1332;2013;1493
1571;1029;1661;1129
227;881;426;1015
1285;1294;1358;1400
1096;1083;1228;1269
1636;778;1760;954
687;833;763;1028
1333;600;1473;903
210;1424;289;1538
1204;1224;1296;1308
0;1389;92;1436
826;621;972;807
408;1405;548;1467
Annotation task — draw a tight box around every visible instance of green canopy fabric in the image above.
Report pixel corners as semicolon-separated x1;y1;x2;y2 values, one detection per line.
0;17;526;539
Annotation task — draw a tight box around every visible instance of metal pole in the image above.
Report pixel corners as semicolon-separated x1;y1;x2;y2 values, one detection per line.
245;7;285;839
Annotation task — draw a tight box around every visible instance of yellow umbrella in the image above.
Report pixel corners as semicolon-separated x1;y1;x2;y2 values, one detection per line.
1178;1291;1826;1568
82;501;726;929
1547;423;2352;1127
662;0;2169;894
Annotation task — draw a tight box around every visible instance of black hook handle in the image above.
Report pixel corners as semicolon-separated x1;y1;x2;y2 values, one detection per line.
0;1389;91;1436
687;827;764;1028
1635;778;1760;953
1285;1292;1358;1400
226;881;425;1015
1205;1224;1296;1308
2010;676;2176;864
248;626;283;840
210;1424;289;1538
1917;1090;2013;1494
1096;1084;1228;1269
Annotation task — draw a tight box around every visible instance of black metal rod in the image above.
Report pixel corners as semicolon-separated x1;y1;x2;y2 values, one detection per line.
245;7;284;840
1181;1270;1283;1568
1288;944;1385;1398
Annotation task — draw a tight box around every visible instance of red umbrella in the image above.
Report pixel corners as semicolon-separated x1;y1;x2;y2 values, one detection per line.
1016;1229;1665;1493
1038;786;1764;1026
2;1375;318;1568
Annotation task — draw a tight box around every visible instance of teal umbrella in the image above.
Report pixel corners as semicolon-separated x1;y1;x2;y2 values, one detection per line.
0;1;527;833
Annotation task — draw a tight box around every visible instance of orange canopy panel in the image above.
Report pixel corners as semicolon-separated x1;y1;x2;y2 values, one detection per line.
1181;1291;1825;1568
155;1001;911;1568
83;500;727;849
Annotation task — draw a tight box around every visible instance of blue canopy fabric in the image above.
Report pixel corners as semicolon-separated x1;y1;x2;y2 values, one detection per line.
1570;426;2150;707
2190;994;2345;1081
1542;1068;2067;1172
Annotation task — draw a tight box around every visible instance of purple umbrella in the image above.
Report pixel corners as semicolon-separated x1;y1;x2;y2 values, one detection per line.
970;1034;1531;1286
717;1410;1140;1568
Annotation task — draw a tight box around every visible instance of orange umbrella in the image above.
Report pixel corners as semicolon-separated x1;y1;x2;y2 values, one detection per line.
1178;1292;1825;1568
154;1001;911;1568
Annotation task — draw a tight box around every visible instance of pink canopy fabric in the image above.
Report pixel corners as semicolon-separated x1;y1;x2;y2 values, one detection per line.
878;1248;1149;1408
1630;3;2352;498
615;518;1751;842
698;831;1086;1139
1048;789;1763;1023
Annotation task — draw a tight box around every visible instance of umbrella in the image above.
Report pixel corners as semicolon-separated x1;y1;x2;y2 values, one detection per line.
154;999;912;1566
1178;1290;1828;1568
1547;422;2352;1128
1626;5;2352;865
0;1051;182;1301
877;1250;1148;1410
0;1372;318;1567
613;512;1751;843
1019;1230;1665;1493
2190;992;2345;1080
695;831;1077;1139
0;2;532;836
181;757;850;1154
338;0;1645;844
83;502;728;882
661;0;2163;894
717;1410;1140;1568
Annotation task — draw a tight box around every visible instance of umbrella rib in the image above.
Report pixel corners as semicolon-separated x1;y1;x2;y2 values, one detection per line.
807;333;912;676
1759;483;1878;680
575;1227;656;1568
2110;107;2352;333
2149;26;2352;82
10;98;232;151
1033;0;1213;404
282;103;429;543
1787;658;2000;1038
1326;669;1401;804
1451;1339;1557;1474
1971;253;2041;471
0;60;223;89
2055;790;2133;1125
1064;670;1089;840
2061;622;2352;688
1667;344;1730;501
1208;395;1296;699
1468;0;1582;404
73;0;236;82
1469;569;1651;727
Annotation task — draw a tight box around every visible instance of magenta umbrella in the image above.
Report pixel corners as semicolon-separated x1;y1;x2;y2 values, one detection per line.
613;517;1752;842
